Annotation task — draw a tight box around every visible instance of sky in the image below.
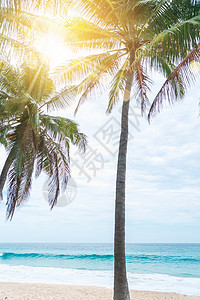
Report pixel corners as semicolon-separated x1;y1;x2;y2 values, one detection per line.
0;71;200;243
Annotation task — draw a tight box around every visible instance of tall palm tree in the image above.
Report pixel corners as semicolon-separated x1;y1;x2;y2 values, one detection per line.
50;1;200;299
0;62;86;220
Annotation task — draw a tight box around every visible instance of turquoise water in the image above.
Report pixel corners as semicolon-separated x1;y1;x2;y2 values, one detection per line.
0;243;199;277
0;243;200;295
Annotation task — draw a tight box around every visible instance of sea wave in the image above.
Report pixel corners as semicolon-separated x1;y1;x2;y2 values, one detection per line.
0;252;199;263
0;252;113;260
0;264;199;296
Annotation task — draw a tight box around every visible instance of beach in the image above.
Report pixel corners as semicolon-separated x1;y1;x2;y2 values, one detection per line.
0;283;200;300
0;243;200;297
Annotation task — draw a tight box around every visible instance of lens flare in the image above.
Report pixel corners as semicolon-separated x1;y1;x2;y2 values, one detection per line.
35;32;72;67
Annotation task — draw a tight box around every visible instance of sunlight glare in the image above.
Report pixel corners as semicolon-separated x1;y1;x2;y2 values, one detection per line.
35;32;72;67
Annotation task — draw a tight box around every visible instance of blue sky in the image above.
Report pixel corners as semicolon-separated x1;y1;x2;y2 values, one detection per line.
0;72;200;243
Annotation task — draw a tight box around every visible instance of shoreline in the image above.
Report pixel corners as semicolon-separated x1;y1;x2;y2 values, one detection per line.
0;282;199;299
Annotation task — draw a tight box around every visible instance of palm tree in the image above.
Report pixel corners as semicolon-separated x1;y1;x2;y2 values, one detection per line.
50;1;200;299
0;62;86;220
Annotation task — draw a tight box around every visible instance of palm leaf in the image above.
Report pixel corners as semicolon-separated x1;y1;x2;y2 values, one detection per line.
148;45;200;120
6;122;36;220
74;51;126;113
106;56;129;113
134;62;152;114
148;15;200;61
70;0;122;27
64;18;122;44
43;85;78;111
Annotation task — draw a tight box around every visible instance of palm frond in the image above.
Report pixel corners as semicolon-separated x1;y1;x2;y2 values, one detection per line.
74;51;126;113
70;0;122;27
138;0;169;38
145;0;200;37
134;62;152;114
54;49;126;85
149;55;176;78
65;37;121;53
52;50;126;112
0;62;23;96
35;114;86;208
40;114;87;149
64;18;122;44
0;123;11;146
43;85;78;111
114;0;158;27
39;131;70;208
6;122;36;220
47;152;60;209
148;45;200;121
106;56;129;113
148;14;200;62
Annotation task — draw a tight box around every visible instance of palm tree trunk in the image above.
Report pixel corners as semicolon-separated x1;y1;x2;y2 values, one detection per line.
114;61;134;300
0;151;13;199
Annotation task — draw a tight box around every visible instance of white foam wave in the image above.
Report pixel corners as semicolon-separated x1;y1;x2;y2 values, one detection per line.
0;264;199;296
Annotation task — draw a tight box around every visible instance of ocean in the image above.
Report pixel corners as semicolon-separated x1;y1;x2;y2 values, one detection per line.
0;243;200;296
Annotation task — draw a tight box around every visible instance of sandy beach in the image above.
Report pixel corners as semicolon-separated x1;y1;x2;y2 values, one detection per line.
0;283;199;300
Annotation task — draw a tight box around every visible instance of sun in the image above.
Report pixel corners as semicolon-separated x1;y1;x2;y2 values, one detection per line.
35;32;73;67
